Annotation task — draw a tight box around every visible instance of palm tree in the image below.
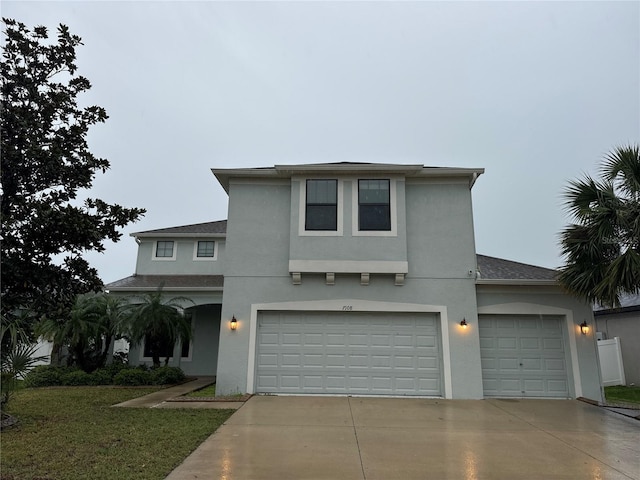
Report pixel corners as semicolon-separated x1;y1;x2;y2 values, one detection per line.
36;292;130;371
558;144;640;307
126;287;193;368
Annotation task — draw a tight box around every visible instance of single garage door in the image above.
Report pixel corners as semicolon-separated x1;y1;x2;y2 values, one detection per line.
256;311;442;396
479;315;569;398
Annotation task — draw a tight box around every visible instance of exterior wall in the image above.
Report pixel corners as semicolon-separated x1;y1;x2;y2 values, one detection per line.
476;285;603;402
134;237;226;275
595;310;640;385
216;174;484;398
288;177;408;263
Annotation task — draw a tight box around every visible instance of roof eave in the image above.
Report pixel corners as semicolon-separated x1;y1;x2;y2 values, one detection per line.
130;232;227;238
476;279;558;287
107;287;224;293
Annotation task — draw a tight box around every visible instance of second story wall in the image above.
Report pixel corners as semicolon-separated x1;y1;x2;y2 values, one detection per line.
134;236;226;275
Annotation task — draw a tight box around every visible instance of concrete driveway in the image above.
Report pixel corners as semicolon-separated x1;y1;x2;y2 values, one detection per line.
165;396;639;480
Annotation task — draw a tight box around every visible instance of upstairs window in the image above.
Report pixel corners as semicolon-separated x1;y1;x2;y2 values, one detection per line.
155;241;175;258
196;241;215;257
358;179;391;231
305;179;338;231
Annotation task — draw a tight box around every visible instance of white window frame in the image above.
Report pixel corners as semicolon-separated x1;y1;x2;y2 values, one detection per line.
352;178;398;237
193;240;217;261
298;178;344;236
152;240;177;261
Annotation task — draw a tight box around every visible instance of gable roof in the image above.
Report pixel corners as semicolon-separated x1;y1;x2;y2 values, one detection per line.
476;254;557;282
132;220;227;238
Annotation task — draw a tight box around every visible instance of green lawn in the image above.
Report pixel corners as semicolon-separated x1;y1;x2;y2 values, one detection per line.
184;384;216;397
604;385;640;406
0;387;234;480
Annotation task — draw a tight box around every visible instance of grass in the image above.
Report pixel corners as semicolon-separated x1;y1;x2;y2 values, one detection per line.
0;386;234;480
184;384;216;397
604;385;640;406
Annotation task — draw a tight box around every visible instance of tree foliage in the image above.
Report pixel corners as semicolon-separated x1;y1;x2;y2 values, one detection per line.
558;144;640;307
1;18;145;331
125;287;193;368
36;293;131;372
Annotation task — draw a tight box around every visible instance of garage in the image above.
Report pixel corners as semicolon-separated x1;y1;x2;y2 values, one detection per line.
479;315;570;398
255;311;442;396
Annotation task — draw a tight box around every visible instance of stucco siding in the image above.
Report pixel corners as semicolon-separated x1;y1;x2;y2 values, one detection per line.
135;238;226;275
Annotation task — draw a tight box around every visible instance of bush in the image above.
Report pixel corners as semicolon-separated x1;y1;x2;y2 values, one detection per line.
89;368;116;385
61;370;93;386
113;368;152;386
151;367;185;385
24;365;69;387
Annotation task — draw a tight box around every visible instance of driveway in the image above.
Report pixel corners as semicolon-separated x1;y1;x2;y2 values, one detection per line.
165;396;639;480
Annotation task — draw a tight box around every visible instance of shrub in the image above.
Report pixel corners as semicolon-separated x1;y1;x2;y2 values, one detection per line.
113;368;152;386
89;368;116;385
23;365;68;387
61;370;93;386
151;366;185;385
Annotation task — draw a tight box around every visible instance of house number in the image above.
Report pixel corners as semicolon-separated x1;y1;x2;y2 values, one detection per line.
342;305;353;311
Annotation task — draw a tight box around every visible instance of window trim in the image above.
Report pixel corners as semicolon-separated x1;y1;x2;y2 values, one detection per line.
298;178;344;236
152;240;177;261
352;178;398;237
193;240;217;261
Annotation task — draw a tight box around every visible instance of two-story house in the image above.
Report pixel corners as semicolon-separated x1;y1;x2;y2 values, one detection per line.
107;162;603;401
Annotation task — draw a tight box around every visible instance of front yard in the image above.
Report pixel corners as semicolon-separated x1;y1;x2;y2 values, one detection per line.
0;387;234;480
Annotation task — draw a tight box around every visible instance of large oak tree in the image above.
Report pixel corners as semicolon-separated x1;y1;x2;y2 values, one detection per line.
1;19;145;336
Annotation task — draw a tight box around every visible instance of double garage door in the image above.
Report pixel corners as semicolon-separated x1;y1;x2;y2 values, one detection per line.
479;315;570;398
256;311;442;396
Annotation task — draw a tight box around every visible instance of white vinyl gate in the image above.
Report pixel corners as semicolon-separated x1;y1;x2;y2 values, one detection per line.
255;311;442;396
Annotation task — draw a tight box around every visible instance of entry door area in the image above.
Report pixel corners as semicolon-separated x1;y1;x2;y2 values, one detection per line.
479;315;570;398
255;311;442;396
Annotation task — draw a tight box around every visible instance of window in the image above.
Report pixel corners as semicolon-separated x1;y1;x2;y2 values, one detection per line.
358;179;391;231
155;241;174;258
305;179;338;231
142;313;192;360
196;241;215;257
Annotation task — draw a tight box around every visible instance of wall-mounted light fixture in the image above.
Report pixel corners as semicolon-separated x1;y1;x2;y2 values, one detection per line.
580;321;589;335
230;316;238;331
460;318;468;329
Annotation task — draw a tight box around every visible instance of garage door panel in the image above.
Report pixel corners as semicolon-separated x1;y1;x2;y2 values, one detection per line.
480;315;569;398
256;312;442;396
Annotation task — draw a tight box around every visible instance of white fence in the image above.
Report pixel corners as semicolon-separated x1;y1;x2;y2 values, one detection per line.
598;337;626;386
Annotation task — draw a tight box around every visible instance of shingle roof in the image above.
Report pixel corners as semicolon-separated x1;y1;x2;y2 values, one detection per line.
594;292;640;313
106;275;224;290
132;220;227;236
476;254;557;281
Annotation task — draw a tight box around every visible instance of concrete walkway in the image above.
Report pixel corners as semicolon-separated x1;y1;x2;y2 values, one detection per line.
165;396;640;480
112;377;244;409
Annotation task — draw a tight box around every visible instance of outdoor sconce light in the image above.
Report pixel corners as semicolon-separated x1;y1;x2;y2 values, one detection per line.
460;318;468;329
230;316;238;331
580;321;589;335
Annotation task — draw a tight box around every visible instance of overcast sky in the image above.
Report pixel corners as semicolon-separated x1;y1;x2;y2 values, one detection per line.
4;1;639;284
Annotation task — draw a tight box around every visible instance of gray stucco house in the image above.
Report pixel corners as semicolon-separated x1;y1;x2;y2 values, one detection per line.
107;163;603;401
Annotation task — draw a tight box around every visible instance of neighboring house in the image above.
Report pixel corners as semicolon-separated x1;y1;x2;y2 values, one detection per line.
594;293;640;385
107;162;602;401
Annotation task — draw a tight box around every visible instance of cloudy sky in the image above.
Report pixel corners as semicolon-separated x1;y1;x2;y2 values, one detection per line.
4;1;639;284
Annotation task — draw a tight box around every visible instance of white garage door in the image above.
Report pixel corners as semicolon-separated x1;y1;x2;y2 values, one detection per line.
479;315;569;398
256;311;442;396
